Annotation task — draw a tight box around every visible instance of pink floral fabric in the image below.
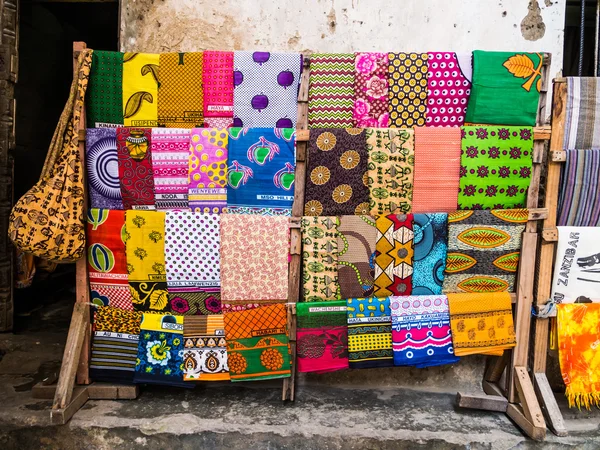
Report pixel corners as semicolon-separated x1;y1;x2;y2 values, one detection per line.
353;53;389;128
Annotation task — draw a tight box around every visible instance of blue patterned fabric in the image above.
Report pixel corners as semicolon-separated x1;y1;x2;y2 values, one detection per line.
412;213;448;295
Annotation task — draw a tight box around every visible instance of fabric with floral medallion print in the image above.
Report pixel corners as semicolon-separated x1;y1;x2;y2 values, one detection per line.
354;53;389;128
388;53;429;128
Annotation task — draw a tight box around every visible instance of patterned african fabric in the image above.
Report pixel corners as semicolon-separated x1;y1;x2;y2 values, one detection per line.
390;295;459;367
412;127;461;213
232;51;302;128
183;315;229;381
374;214;414;297
412;213;448;295
337;215;377;299
223;304;291;381
308;53;355;128
220;214;289;303
301;216;340;302
226;127;296;215
203;51;234;128
557;303;600;409
458;126;533;210
447;292;516;356
157;52;203;128
86;128;123;210
125;210;169;312
188;128;228;214
426;52;471;127
116;127;156;210
550;227;600;303
442;209;527;294
564;77;600;150
150;128;190;210
90;306;142;383
304;128;369;216
86;50;123;127
557;150;600;226
122;52;159;127
388;53;428;128
354;53;389;128
346;297;393;368
297;301;349;373
168;292;222;315
465;51;542;126
366;128;414;216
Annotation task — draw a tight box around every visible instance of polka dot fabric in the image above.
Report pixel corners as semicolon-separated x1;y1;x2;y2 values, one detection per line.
388;53;429;128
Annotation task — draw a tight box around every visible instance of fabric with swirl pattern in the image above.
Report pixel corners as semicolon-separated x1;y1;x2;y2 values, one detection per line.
86;128;123;210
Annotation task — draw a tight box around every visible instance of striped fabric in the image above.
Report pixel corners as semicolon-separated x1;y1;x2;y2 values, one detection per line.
557;149;600;226
90;332;139;383
308;53;355;128
564;77;600;150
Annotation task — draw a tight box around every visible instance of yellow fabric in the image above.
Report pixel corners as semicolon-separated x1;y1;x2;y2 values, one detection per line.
123;52;160;126
125;211;166;282
447;292;516;356
140;312;183;334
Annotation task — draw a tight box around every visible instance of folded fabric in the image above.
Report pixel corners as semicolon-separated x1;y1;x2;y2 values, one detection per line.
223;303;291;381
86;128;123;210
183;315;229;381
557;149;600;227
412;213;448;295
169;292;222;315
188;128;228;214
390;295;459;367
366;128;414;216
458;126;533;210
233;51;302;128
550;227;600;303
564;77;600;150
447;292;516;356
412;127;461;213
150;128;190;210
203;51;234;127
465;51;542;126
86;50;123;127
346;297;394;368
305;128;369;216
123;52;159;127
157;52;204;128
354;53;389;127
443;209;527;294
308;53;355;128
301;216;340;301
297;301;349;373
226;127;296;215
388;53;428;128
557;303;600;409
220;214;289;303
116;127;156;210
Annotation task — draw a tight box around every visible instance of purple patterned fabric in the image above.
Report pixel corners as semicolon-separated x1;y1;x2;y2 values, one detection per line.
86;128;123;209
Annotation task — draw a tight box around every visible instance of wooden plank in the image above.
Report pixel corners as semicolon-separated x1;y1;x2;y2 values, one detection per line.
528;208;547;221
295;129;309;142
483;380;505;398
34;382;140;401
485;352;509;383
533;372;568;437
550;150;566;162
506;403;546;441
532;318;550;373
50;387;89;426
513;366;546;430
282;303;297;401
456;392;508;412
542;228;558;242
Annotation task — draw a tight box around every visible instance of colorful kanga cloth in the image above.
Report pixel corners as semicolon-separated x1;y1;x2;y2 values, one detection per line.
116;127;156;210
465;51;542;126
226;127;296;215
366;128;414;216
412;213;448;295
220;214;289;303
301;216;340;302
86;50;123;127
337;215;377;299
188;128;228;214
374;214;414;297
308;53;355;128
557;303;600;409
390;295;459;367
447;292;516;356
305;128;370;216
458;126;533;210
203;51;234;128
412;127;462;213
183;315;229;381
354;53;389;128
150;128;190;210
550;227;600;303
426;52;471;127
169;292;222;315
564;77;600;150
388;53;429;128
86;128;123;210
157;52;204;128
91;306;142;383
134;313;189;387
125;210;169;312
297;301;349;373
346;297;394;368
223;303;291;381
87;209;132;310
233;51;302;128
442;209;527;294
557;150;600;227
122;52;159;127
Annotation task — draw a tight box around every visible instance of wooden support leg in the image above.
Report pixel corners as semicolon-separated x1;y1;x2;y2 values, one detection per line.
506;403;546;441
485;352;509;383
456;392;507;412
534;373;568;437
513;366;546;428
50;386;89;426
